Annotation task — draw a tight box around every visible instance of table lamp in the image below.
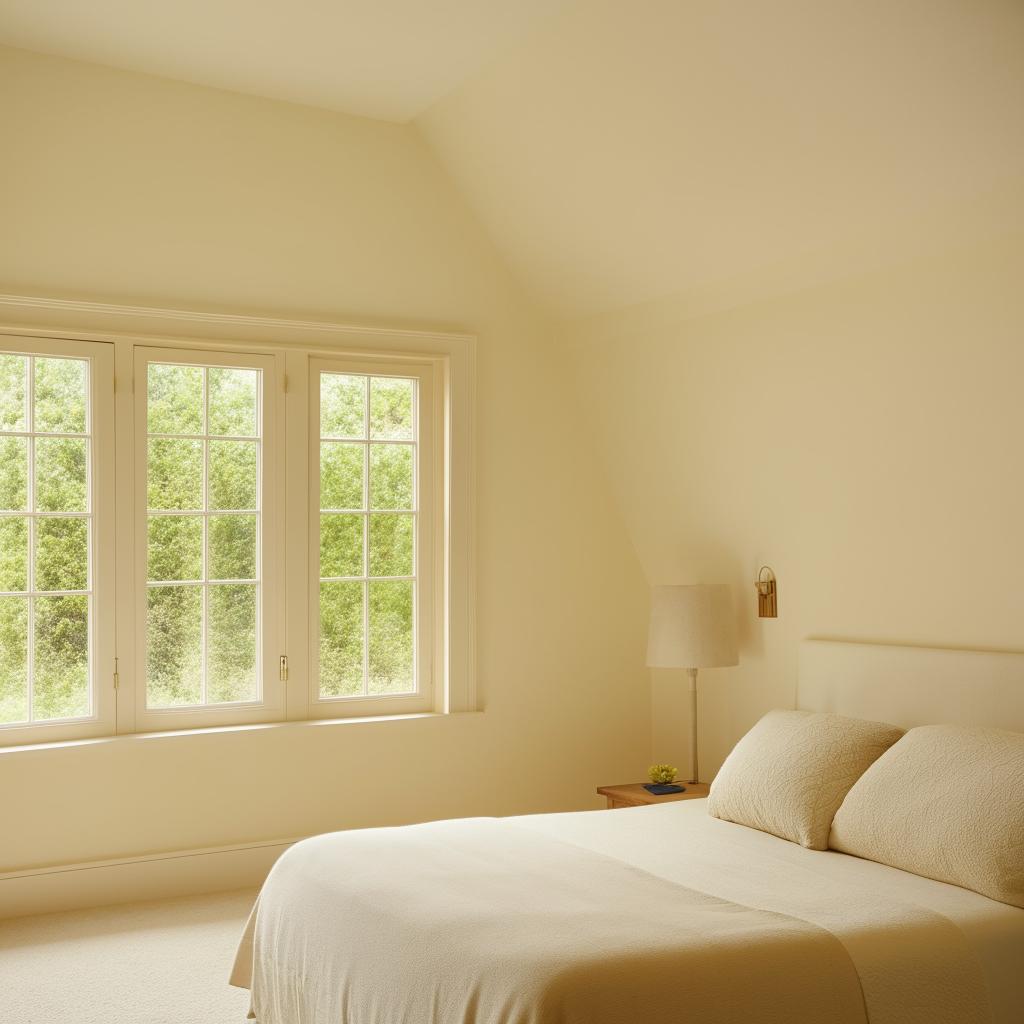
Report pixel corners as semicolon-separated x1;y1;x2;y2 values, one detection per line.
646;584;738;784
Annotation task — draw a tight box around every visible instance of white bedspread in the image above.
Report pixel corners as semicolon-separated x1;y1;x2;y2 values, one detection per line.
233;799;1023;1024
516;800;1024;1024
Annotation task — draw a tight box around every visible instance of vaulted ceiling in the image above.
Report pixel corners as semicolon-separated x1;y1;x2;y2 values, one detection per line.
3;0;1022;320
0;0;570;121
417;0;1024;319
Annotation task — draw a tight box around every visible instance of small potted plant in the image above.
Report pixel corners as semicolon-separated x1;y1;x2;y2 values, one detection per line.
644;764;684;794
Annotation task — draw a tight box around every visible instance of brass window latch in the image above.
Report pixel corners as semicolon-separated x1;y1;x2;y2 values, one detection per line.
279;655;289;682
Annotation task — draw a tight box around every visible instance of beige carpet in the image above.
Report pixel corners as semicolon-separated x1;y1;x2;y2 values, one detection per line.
0;888;256;1024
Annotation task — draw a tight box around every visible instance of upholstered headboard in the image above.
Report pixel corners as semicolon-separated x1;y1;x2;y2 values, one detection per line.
798;639;1024;733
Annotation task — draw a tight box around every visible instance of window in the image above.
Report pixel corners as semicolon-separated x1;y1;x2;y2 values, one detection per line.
310;360;435;716
0;307;472;747
0;338;115;745
133;349;284;731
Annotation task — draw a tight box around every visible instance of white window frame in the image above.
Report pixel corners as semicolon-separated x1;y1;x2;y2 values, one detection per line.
130;346;286;733
0;295;476;748
0;335;116;746
307;356;438;718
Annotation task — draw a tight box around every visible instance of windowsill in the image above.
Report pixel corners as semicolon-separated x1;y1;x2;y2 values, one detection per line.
0;709;483;756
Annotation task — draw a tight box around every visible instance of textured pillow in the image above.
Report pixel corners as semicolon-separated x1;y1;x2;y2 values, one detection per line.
830;724;1024;908
707;709;904;850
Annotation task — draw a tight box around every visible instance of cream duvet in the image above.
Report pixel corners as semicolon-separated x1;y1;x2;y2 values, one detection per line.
232;800;1016;1024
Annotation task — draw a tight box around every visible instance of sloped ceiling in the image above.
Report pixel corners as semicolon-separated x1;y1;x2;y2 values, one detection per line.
0;0;571;122
417;0;1024;320
2;1;1021;319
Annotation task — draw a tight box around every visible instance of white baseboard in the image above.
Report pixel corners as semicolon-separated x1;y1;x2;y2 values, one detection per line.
0;837;302;919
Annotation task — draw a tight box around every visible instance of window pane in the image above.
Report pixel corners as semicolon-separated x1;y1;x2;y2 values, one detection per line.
209;367;258;437
148;438;203;510
369;377;414;441
208;584;257;703
0;437;28;511
209;440;257;511
368;581;413;694
36;518;88;592
0;517;28;592
209;514;256;581
0;596;28;723
321;374;365;439
35;437;88;513
320;581;363;697
368;514;413;578
315;369;422;706
144;356;267;713
369;444;413;510
0;355;27;430
147;585;202;707
147;363;204;434
320;514;363;578
320;442;364;510
34;595;89;720
35;358;87;434
148;515;202;582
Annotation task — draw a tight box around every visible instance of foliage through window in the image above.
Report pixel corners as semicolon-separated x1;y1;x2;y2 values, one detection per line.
0;352;94;725
0;324;461;746
318;372;418;699
145;361;262;708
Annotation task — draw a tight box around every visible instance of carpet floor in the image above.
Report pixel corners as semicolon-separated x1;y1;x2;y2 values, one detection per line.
0;888;256;1023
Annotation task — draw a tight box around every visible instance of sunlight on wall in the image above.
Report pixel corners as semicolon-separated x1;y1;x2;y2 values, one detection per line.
565;231;1024;777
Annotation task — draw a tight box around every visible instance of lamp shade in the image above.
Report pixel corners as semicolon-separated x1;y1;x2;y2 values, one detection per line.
646;584;738;669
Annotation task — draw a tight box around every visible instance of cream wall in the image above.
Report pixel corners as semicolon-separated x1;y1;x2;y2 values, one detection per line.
565;230;1024;778
0;46;651;875
416;0;1024;781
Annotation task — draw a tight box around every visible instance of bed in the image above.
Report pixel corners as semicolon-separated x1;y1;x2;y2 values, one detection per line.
231;641;1024;1023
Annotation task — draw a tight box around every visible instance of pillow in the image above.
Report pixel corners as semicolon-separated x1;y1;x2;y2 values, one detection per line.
829;724;1024;908
707;709;904;850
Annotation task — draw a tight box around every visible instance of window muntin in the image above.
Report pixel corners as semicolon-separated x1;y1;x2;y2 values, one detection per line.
0;351;95;727
143;360;263;710
318;372;419;700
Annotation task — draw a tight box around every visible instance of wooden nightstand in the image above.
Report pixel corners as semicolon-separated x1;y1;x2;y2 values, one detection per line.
597;782;710;809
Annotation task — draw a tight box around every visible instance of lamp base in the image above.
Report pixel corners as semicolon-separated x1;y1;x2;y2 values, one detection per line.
687;666;700;786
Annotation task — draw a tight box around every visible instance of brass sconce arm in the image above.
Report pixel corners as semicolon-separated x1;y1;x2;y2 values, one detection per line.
755;566;778;618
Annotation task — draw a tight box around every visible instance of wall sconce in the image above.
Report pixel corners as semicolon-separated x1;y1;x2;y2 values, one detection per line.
755;566;778;618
